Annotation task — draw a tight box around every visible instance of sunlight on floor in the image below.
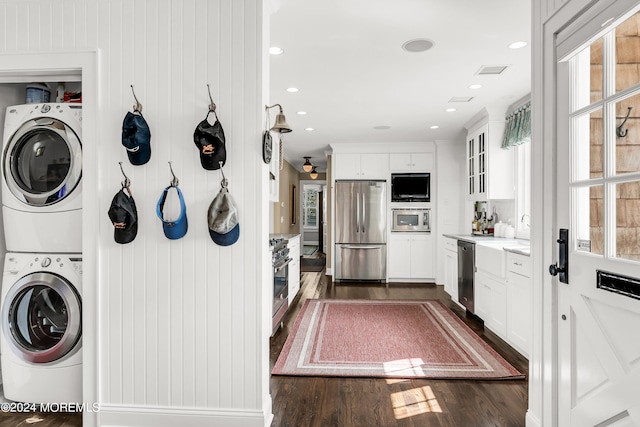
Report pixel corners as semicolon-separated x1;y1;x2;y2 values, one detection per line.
382;358;425;377
390;386;443;420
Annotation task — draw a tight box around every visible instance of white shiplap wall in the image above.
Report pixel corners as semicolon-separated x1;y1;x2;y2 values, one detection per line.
0;1;271;426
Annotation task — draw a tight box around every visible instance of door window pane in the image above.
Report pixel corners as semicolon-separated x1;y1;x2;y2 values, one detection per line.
573;38;603;111
573;108;603;180
576;185;604;255
615;11;640;93
615;92;640;175
616;181;640;261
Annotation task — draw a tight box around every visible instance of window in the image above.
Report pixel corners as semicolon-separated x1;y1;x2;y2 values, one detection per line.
515;141;531;239
302;186;319;228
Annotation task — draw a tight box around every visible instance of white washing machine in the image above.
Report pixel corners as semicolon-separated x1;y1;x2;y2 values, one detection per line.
2;103;82;253
0;252;82;403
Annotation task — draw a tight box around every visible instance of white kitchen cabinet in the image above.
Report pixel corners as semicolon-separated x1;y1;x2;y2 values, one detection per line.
443;238;458;300
287;235;301;303
506;252;532;357
334;153;389;179
388;233;434;280
389;153;433;171
475;271;507;338
465;119;514;200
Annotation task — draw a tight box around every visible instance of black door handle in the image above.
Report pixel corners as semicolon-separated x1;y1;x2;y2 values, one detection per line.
549;228;569;284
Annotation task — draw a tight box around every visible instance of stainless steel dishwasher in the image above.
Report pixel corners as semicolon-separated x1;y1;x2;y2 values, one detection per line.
457;240;475;313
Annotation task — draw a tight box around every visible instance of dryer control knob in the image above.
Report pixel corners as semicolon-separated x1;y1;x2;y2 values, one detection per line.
41;257;51;268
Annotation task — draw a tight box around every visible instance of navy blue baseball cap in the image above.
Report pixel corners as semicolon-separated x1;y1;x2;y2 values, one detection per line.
156;186;188;240
122;112;151;165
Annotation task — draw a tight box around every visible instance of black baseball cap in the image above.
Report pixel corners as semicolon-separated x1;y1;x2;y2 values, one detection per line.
122;112;151;165
108;189;138;244
193;117;226;170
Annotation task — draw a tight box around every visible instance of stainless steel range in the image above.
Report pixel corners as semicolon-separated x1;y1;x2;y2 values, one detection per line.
270;237;291;335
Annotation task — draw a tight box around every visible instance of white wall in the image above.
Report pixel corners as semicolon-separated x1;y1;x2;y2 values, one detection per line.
0;1;271;426
434;140;464;285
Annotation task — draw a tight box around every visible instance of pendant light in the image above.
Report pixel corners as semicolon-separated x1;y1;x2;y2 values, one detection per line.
309;165;318;180
302;157;313;172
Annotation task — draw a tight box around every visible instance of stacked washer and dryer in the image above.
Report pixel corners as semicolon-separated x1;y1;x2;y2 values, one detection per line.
0;102;83;403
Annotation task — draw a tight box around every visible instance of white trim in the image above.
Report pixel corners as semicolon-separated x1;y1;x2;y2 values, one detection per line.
98;405;267;427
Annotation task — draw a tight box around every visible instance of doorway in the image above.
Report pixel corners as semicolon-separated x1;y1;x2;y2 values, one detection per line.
299;180;326;255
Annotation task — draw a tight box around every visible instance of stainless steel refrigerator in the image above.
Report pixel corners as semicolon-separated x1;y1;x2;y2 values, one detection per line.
334;180;387;281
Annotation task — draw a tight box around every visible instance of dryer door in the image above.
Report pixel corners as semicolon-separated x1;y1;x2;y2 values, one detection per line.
3;115;82;206
2;272;81;363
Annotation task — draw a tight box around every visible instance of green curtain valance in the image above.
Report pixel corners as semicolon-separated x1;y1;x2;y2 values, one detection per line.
501;102;531;149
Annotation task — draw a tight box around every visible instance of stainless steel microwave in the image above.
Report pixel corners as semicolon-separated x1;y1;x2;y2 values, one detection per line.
391;208;430;232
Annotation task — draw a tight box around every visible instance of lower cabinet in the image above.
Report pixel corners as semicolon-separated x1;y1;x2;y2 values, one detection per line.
475;271;507;338
443;238;458;300
388;233;434;280
506;252;532;357
288;236;301;304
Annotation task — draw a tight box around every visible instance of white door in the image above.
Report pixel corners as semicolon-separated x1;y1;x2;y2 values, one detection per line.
556;5;640;425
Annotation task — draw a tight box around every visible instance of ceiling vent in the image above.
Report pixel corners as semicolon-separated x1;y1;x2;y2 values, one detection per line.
448;96;474;103
476;65;509;75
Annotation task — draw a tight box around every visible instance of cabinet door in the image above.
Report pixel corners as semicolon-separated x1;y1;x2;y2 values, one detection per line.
409;234;433;279
475;272;491;321
334;153;361;179
489;278;507;338
389;153;412;171
288;257;300;303
444;249;458;299
466;132;477;199
410;153;433;171
507;271;531;356
388;235;411;278
359;153;389;179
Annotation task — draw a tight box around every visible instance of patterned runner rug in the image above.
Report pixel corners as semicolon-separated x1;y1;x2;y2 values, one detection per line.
272;299;523;380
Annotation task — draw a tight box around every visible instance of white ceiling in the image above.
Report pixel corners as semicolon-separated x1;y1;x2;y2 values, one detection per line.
268;0;531;173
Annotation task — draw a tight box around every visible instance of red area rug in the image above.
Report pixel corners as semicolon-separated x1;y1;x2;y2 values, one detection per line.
272;299;524;380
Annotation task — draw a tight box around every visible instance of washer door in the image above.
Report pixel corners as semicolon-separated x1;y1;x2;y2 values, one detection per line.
2;272;81;363
3;115;82;206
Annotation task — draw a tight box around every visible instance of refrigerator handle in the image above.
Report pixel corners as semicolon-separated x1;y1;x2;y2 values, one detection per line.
356;190;360;234
361;190;366;233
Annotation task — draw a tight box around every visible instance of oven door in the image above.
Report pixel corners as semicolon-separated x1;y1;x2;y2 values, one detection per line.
272;258;291;334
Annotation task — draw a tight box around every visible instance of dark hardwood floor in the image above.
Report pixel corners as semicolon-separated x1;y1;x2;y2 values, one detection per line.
270;255;529;427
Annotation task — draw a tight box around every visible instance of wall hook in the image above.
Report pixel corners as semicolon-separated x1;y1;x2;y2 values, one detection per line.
207;84;217;113
617;106;632;138
168;161;179;187
119;161;131;190
219;161;228;188
130;85;143;113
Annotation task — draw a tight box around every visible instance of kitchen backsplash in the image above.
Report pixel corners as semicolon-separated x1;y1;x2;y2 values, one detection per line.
490;200;515;227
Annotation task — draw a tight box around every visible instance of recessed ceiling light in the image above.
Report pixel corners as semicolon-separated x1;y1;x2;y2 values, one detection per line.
508;41;528;49
297;111;307;115
269;46;284;55
373;125;391;130
305;127;314;131
445;108;457;112
430;125;439;129
286;87;299;93
469;84;483;89
401;38;435;53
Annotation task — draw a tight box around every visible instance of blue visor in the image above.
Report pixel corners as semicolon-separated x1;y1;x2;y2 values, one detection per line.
156;186;188;240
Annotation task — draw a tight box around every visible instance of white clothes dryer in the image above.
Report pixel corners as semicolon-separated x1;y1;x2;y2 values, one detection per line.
2;103;82;253
0;252;82;404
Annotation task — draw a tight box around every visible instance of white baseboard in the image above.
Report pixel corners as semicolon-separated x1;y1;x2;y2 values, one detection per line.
98;405;268;427
525;410;541;427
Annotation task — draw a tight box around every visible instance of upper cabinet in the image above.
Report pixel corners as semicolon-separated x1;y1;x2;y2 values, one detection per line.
389;153;433;171
465;111;514;200
334;153;389;180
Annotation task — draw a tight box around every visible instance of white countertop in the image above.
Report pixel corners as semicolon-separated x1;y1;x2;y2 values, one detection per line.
443;233;531;256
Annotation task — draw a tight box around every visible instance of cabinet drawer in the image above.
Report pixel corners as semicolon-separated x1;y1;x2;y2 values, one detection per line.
444;238;457;252
507;253;531;277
